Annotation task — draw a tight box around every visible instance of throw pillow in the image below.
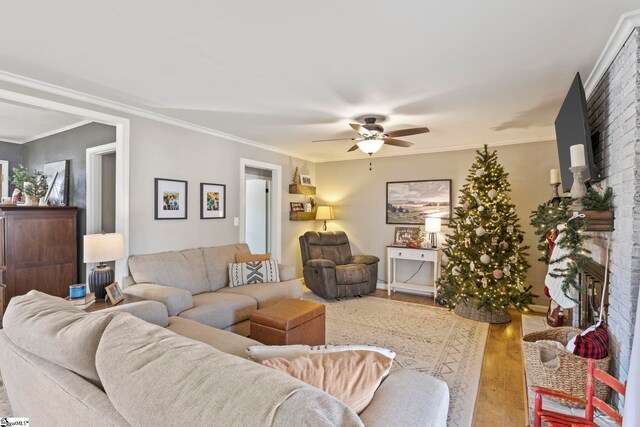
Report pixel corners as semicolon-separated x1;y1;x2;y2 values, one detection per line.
566;321;609;359
228;259;280;287
261;350;393;414
246;344;396;363
235;252;271;263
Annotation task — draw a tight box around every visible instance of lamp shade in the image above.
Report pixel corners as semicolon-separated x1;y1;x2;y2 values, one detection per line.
357;138;384;154
425;217;442;233
83;233;125;263
315;206;334;220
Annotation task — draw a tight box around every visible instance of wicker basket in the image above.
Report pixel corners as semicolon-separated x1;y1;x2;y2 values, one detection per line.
454;298;511;324
522;327;611;408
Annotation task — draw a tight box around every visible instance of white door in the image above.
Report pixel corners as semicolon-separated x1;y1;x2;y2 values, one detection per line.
245;173;271;253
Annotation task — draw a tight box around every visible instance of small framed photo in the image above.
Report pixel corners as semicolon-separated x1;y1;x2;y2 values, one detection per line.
155;178;188;220
300;175;313;186
290;202;305;212
105;282;124;305
393;227;421;246
200;183;226;219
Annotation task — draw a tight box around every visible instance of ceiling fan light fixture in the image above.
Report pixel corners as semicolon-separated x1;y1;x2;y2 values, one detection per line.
357;138;384;154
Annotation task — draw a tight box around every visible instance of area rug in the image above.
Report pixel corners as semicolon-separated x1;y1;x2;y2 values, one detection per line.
304;292;489;427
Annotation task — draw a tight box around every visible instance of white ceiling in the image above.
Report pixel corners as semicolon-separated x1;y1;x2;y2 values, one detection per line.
0;1;637;160
0;100;87;144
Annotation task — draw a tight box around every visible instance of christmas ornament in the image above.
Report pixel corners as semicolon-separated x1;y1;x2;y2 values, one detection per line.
469;262;475;271
478;205;485;212
488;189;498;198
465;237;471;246
463;202;470;210
475;227;486;236
441;254;449;265
480;254;490;264
482;277;489;288
492;237;498;246
472;192;478;198
452;266;461;276
501;288;507;295
493;269;504;279
491;213;500;221
507;225;514;233
503;265;511;276
466;217;472;224
499;240;509;250
517;284;524;292
475;168;485;177
557;223;567;232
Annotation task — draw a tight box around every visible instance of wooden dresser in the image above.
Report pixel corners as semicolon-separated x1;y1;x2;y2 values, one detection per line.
0;206;78;320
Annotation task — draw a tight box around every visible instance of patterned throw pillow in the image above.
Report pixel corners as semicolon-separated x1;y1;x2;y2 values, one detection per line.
228;260;280;287
566;321;609;359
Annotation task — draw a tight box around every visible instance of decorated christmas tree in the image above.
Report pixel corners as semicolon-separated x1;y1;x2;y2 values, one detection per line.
439;145;534;313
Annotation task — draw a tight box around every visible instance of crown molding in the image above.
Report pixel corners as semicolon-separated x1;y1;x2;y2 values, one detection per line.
19;119;92;144
314;135;556;163
585;9;640;97
0;70;315;162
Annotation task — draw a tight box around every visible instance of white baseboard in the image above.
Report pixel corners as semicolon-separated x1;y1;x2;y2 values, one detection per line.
376;280;433;297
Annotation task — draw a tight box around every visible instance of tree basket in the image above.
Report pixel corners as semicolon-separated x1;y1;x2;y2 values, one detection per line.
522;327;611;408
454;298;511;324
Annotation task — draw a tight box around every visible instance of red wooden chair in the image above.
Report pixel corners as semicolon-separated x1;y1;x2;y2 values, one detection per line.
531;358;626;426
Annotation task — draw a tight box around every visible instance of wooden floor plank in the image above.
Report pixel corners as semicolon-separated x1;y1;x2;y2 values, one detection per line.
371;290;529;427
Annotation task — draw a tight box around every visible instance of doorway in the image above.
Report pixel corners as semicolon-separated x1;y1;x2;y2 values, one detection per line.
0;160;7;198
239;159;282;260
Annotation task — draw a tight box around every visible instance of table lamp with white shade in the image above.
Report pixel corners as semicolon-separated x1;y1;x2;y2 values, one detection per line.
315;206;334;231
425;217;442;248
84;232;125;299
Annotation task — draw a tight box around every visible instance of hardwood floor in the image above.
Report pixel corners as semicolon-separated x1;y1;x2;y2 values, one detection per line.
371;290;530;427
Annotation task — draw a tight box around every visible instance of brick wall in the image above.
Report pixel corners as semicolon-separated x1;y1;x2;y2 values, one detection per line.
585;28;639;387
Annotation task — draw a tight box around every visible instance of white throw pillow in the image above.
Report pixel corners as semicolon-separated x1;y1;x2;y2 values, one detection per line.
246;344;396;363
228;259;280;287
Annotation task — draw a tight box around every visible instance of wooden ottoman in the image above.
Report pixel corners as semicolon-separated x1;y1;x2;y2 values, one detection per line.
250;299;325;346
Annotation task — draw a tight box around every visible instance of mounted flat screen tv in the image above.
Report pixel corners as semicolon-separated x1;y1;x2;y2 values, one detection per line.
554;73;600;192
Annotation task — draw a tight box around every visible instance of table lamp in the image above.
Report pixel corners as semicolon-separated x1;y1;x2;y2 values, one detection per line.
425;217;442;248
84;232;125;299
316;206;334;231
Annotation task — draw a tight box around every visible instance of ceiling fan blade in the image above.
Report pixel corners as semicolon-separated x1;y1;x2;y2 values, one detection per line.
386;127;430;138
350;123;372;137
383;138;414;148
312;137;359;142
347;144;360;152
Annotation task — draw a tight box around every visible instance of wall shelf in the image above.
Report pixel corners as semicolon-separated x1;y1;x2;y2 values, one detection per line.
289;184;316;196
289;211;316;221
572;210;614;232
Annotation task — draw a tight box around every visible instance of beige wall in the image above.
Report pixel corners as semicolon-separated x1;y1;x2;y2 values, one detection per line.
315;140;560;306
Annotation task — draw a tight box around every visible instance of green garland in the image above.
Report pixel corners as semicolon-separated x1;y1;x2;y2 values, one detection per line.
529;198;591;302
582;186;614;211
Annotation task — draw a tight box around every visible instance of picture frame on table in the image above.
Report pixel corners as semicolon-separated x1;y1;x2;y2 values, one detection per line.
105;282;124;305
43;160;70;206
155;178;188;220
386;179;452;225
300;175;312;186
393;227;422;246
200;183;226;219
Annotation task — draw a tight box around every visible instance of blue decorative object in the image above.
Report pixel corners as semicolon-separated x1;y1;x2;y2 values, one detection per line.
69;284;86;299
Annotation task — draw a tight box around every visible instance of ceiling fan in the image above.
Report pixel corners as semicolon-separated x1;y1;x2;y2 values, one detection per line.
313;116;430;155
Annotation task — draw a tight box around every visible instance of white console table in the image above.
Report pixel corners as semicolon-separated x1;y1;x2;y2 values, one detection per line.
386;246;440;300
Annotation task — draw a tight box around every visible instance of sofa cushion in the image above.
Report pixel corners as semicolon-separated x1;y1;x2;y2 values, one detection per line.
262;350;393;414
167;316;260;358
229;260;280;287
218;279;303;308
100;300;169;327
178;292;257;329
95;314;360;426
123;283;193;316
2;290;118;386
336;264;368;285
128;248;209;295
247;344;396;363
202;243;251;291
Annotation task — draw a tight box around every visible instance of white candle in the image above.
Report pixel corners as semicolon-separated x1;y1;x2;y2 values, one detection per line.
570;144;586;167
550;169;561;184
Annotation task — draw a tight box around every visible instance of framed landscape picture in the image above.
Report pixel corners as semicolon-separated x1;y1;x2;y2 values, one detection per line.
200;182;226;219
43;160;70;206
155;178;188;220
386;179;452;225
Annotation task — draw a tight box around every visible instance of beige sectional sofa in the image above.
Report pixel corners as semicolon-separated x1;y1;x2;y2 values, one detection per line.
122;243;303;335
0;291;450;426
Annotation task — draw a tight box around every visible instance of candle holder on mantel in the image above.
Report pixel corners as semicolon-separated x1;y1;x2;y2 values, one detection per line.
550;183;560;200
569;165;588;211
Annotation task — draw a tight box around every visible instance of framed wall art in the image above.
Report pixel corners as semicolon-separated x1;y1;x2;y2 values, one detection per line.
300;174;312;186
155;178;188;220
290;202;305;212
200;182;226;219
386;179;452;225
393;227;422;246
43;160;70;206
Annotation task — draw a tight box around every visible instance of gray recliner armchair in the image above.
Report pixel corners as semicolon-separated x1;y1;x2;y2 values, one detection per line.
299;231;380;299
